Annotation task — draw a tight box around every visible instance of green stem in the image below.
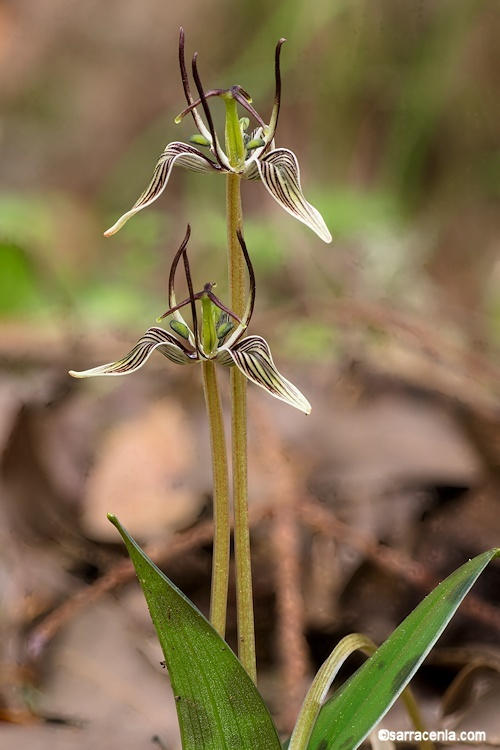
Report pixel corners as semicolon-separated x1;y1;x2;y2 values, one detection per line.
202;359;230;639
226;171;257;682
224;95;246;170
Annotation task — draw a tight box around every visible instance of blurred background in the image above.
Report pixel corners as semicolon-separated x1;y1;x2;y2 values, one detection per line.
1;0;500;748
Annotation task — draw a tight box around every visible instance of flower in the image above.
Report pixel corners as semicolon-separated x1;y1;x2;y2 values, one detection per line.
104;29;331;244
70;227;311;414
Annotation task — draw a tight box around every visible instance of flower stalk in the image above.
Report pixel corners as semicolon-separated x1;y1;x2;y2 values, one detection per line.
226;174;256;682
179;227;230;641
201;359;230;638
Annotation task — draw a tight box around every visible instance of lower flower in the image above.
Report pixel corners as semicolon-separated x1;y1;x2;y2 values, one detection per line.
69;227;311;415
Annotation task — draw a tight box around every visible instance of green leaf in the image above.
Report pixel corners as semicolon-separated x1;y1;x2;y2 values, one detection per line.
308;548;500;750
108;514;282;750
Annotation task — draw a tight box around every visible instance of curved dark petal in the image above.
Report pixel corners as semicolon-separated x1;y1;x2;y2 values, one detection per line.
178;27;213;143
266;38;285;142
191;53;229;171
221;230;255;349
69;327;194;378
104;143;219;236
217;335;311;414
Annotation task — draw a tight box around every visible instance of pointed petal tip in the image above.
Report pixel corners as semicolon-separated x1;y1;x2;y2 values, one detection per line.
104;216;129;236
103;210;136;237
322;228;333;244
295;394;312;415
280;390;312;415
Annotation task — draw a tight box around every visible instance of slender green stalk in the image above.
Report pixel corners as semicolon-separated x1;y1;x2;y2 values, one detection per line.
226;171;257;683
288;635;376;750
226;173;245;314
201;359;230;639
288;634;431;750
222;93;256;681
223;95;246;171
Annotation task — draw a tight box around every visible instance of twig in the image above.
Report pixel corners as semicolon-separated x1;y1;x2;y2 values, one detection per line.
299;498;500;632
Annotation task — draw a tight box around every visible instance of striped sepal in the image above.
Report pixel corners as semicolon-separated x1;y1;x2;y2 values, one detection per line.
69;327;194;379
217;335;311;414
256;148;332;243
104;143;220;236
243;159;261;181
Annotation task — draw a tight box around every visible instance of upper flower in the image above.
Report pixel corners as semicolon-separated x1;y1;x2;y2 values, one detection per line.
70;226;311;414
104;29;332;243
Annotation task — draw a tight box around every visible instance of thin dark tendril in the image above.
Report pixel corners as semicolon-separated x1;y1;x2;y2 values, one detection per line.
236;229;256;334
168;224;191;309
176;89;225;121
191;53;227;170
181;245;199;356
157;292;204;321
230;87;267;130
271;39;286;139
206;291;243;325
161;225;243;337
178;28;195;114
